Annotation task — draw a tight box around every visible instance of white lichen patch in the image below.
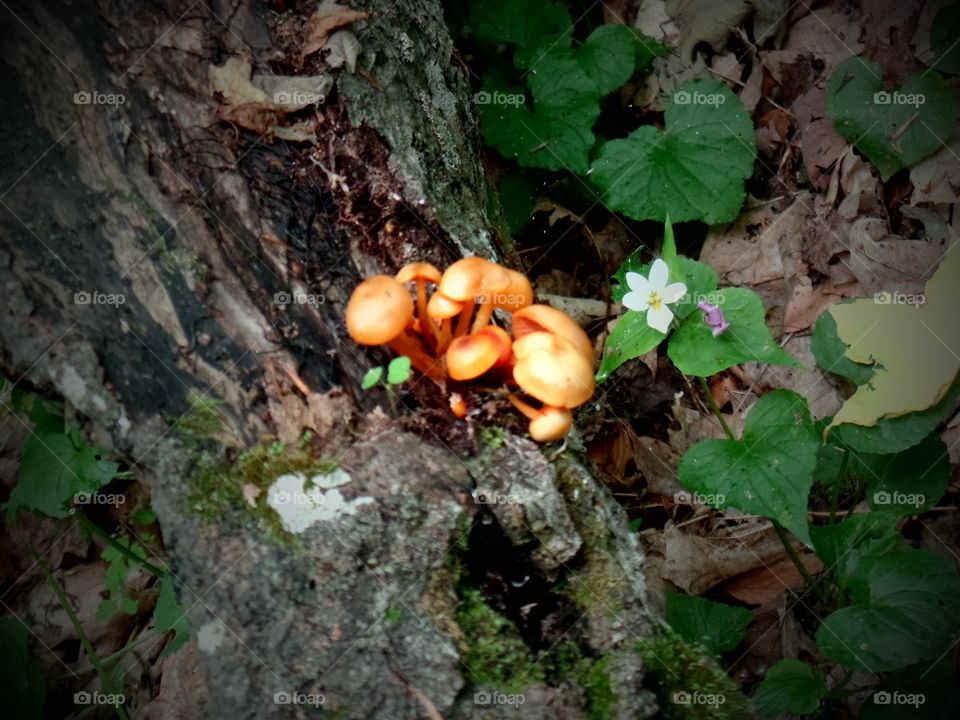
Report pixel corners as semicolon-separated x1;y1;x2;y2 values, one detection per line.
196;618;228;654
267;470;373;534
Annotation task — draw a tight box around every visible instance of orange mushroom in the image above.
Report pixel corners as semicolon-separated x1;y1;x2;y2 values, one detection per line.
345;275;443;382
396;262;442;348
427;292;464;353
506;396;572;442
438;257;512;337
507;331;594;441
499;269;534;312
512;331;594;407
445;325;512;381
511;304;592;361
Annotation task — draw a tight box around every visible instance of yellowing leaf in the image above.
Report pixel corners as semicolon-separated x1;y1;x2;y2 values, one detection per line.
827;237;960;431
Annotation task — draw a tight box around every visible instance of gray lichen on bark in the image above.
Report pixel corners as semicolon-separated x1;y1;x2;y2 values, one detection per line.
338;0;497;258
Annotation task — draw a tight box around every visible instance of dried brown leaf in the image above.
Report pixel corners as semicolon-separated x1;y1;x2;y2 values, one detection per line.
302;1;369;58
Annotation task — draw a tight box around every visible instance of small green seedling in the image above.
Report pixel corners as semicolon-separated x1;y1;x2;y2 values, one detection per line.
361;356;412;414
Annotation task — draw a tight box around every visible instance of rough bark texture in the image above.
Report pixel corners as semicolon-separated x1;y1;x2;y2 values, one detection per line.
0;1;658;718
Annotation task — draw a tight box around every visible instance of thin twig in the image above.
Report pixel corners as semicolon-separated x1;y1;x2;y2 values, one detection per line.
33;547;129;720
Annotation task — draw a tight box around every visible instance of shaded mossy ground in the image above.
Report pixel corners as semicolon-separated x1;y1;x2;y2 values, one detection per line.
445;513;747;719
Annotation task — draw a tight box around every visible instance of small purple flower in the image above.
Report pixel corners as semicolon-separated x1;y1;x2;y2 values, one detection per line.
697;301;729;337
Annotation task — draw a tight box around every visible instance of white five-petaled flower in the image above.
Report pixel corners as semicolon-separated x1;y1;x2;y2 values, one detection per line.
622;259;687;333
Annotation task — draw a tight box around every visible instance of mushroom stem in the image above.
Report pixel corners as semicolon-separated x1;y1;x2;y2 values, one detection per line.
453;303;474;338
506;394;572;441
436;318;452;354
415;278;434;350
470;299;495;333
387;332;445;383
506;393;541;420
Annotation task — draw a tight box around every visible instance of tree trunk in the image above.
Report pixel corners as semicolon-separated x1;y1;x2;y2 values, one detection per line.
0;1;658;718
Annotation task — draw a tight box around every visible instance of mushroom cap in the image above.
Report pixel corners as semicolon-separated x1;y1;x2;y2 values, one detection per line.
396;262;442;285
497;269;533;311
427;292;465;320
511;304;592;360
445;325;513;380
512;331;595;408
346;275;414;345
439;257;512;303
528;406;573;442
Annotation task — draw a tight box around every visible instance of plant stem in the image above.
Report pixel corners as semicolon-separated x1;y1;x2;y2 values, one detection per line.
829;449;849;524
55;629;160;679
826;669;854;698
76;510;165;577
771;521;825;602
33;547;129;720
697;375;735;440
384;382;398;417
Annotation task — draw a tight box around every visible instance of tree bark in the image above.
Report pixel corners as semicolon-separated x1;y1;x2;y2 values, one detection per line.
0;1;658;718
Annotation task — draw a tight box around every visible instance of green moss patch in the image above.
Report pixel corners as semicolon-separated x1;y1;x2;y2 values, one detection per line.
638;626;751;720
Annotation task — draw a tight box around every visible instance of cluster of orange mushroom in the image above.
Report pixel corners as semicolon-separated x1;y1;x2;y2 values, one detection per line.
345;257;595;442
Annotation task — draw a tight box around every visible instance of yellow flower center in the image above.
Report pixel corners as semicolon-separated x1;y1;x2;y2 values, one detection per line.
648;290;663;311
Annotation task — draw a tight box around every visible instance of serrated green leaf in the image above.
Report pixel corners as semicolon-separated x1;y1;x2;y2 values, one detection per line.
480;64;600;173
596;310;665;380
816;434;950;520
0;617;45;720
634;31;669;71
590;78;756;223
678;389;818;545
6;429;118;521
360;367;383;390
155;575;190;656
387;355;412;384
809;512;904;590
668;287;800;376
826;57;956;180
816;548;960;672
665;589;752;656
575;24;640;95
930;3;960;74
864;434;950;516
468;0;572;68
752;659;826;718
811;309;875;385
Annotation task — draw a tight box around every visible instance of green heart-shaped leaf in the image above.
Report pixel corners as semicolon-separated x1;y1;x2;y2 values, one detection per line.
816;548;960;672
590;78;756;223
809;511;904;589
468;0;572;69
827;57;956;180
678;389;819;545
480;61;600;173
752;659;826;718
665;589;752;656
